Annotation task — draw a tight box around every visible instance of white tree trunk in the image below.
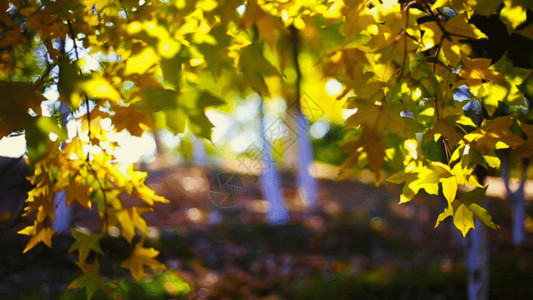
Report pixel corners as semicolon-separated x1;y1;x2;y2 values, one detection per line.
52;190;71;233
501;153;527;246
467;217;489;300
259;98;289;225
289;24;318;208
513;186;526;246
295;110;318;207
193;136;207;166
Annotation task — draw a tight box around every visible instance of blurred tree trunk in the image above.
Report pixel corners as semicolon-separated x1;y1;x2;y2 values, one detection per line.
467;215;489;300
294;110;318;207
153;129;165;156
193;136;207;166
290;25;318;208
259;97;289;224
53;191;71;233
501;151;528;247
467;166;489;300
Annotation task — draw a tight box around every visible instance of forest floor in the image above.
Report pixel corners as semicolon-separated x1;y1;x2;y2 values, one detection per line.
1;162;533;299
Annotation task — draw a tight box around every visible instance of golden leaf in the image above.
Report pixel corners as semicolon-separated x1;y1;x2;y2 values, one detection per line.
65;180;92;209
121;240;166;281
18;221;56;253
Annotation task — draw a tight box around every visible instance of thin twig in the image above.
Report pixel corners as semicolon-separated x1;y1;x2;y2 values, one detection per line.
420;0;452;41
67;20;92;162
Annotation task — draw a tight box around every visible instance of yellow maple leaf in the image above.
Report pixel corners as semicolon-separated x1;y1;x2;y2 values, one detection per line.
108;206;152;243
135;183;169;206
464;115;524;154
435;200;476;237
18;221;56;253
500;0;527;30
387;161;453;203
440;161;484;205
114;207;152;243
65;180;92;209
124;47;159;76
453;203;475;237
25;193;56;223
339;136;385;181
435;202;454;229
342;0;374;44
121;240;166;281
78;75;121;103
457;52;505;97
420;13;487;66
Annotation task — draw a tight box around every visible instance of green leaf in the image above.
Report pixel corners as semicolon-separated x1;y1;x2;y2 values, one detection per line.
26;117;65;163
466;202;500;230
460;186;487;204
68;230;103;263
134;89;179;113
476;0;504;16
460;187;500;230
160;108;187;135
386;170;411;184
239;42;280;96
68;260;105;299
180;90;224;139
188;113;214;139
58;59;81;105
161;55;185;88
196;91;226;108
